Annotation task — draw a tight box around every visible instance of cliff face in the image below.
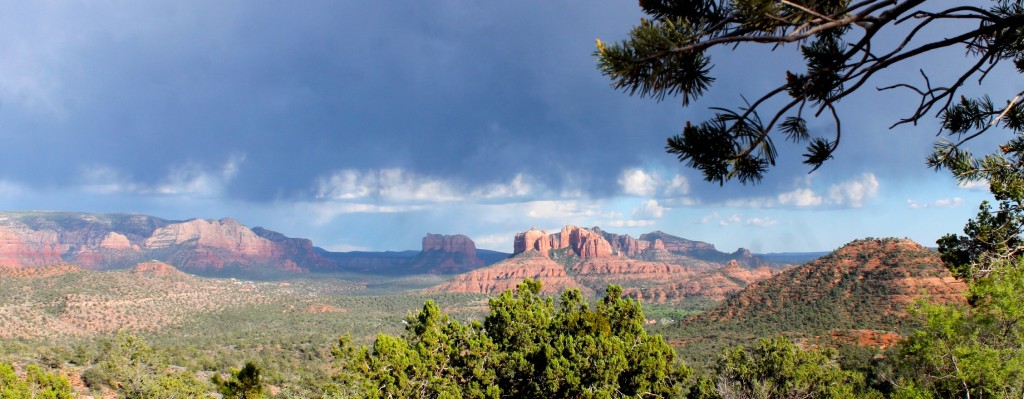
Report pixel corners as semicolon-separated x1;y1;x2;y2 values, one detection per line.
514;228;552;255
512;226;762;266
252;227;331;271
409;234;486;274
0;212;328;275
143;218;311;273
513;226;615;259
594;227;651;257
0;226;63;268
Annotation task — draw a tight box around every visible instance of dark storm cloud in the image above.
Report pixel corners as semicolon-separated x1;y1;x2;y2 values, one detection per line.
0;1;675;202
0;1;1006;209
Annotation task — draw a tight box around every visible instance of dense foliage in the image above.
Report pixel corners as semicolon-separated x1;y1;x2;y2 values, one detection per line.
335;279;690;398
692;337;876;399
83;333;212;398
0;361;73;399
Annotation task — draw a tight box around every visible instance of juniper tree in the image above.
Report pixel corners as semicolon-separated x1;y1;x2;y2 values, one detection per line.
334;280;691;399
597;0;1024;184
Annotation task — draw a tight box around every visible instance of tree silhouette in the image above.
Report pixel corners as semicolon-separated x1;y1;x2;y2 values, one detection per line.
597;0;1024;184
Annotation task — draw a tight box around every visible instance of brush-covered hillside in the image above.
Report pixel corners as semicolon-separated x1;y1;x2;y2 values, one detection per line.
664;238;967;367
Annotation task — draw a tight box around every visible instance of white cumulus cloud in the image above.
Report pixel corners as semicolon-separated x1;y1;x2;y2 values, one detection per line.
618;168;660;196
828;173;879;208
633;199;668;219
777;188;823;207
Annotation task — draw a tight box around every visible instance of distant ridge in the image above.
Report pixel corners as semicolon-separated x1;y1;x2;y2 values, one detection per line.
0;212;327;276
0;211;821;279
0;211;508;277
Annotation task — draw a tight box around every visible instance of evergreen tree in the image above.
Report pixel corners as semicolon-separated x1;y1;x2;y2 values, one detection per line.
213;362;266;399
597;0;1024;183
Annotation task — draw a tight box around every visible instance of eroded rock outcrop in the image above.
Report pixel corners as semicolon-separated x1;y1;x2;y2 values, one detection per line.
513;226;615;259
514;228;551;255
430;251;583;295
131;261;186;278
0;226;63;268
594;227;651;257
410;234;485;274
437;226;780;302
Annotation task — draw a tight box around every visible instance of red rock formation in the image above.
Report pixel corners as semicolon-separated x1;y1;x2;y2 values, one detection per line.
0;226;63;268
572;258;689;279
100;232;135;250
252;226;331;271
639;231;717;254
513;226;615;259
131;261;185;277
145;218;274;256
593;227;651;257
69;232;145;270
514;228;551;255
431;251;583;295
410;234;485;274
422;234;476;254
139;218;322;273
448;226;781;302
552;226;614;258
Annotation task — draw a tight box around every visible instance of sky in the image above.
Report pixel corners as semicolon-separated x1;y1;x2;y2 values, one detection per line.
0;1;1010;253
